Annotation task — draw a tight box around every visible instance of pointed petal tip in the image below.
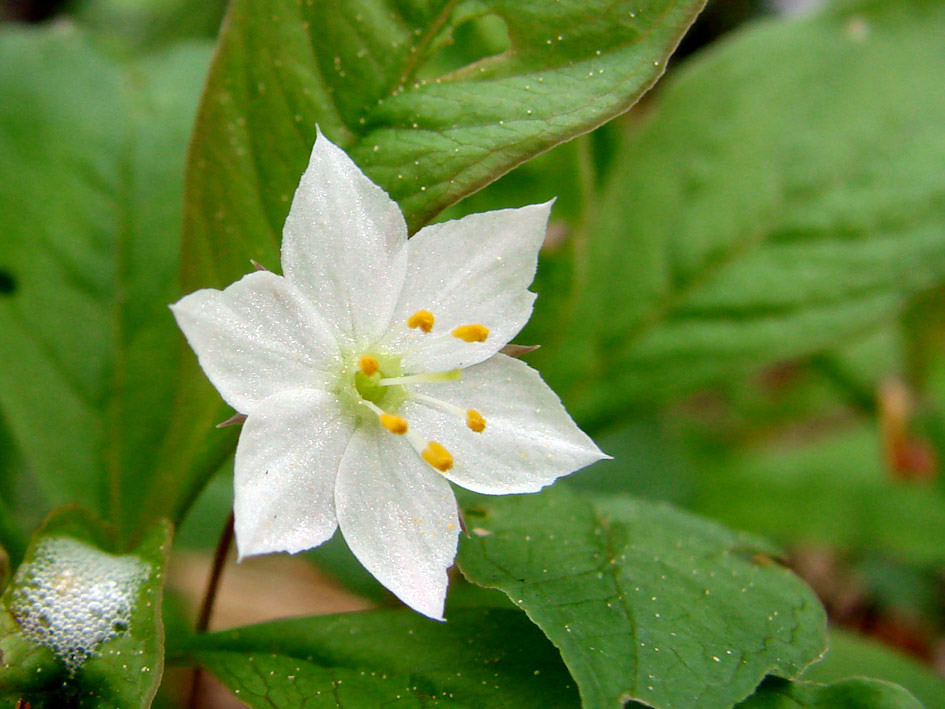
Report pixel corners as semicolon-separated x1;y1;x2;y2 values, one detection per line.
519;199;555;245
580;444;612;466
407;596;447;622
168;286;222;320
168;293;201;327
394;579;448;620
233;526;258;561
529;197;555;220
233;531;283;561
516;198;555;223
234;512;287;561
309;124;348;164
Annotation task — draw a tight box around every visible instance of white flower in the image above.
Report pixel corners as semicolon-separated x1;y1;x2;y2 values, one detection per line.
171;131;607;620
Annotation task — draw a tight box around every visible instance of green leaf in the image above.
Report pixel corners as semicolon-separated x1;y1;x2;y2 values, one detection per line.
691;425;945;565
801;629;945;709
181;0;707;291
0;507;171;708
456;485;826;709
736;676;921;709
547;0;945;423
181;608;578;708
0;26;214;542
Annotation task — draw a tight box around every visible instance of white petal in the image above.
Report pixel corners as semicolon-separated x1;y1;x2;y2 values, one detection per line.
335;425;460;620
282;130;408;346
402;354;608;494
234;389;354;558
171;271;340;413
382;202;552;372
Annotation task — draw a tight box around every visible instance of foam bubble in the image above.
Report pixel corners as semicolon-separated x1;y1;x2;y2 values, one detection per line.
9;536;149;672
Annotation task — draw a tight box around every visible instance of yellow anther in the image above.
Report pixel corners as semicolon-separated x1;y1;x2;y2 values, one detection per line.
407;310;435;333
379;413;408;434
452;324;489;343
466;409;486;433
422;441;453;472
359;355;379;376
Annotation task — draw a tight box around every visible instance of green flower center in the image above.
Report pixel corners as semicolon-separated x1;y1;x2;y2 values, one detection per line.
352;352;407;413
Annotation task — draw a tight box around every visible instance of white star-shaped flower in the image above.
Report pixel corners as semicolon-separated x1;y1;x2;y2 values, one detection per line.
172;131;607;620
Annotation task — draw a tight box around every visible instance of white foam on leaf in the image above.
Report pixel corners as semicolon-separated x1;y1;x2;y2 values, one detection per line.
9;535;149;672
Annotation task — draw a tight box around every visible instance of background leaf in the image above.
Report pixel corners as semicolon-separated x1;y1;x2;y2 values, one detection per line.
72;0;227;55
0;507;170;708
691;425;945;565
801;629;945;709
181;608;578;708
735;676;921;709
534;0;945;424
0;26;213;544
456;485;826;709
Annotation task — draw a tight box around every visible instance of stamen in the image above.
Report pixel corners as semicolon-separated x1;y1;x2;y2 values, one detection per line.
380;413;408;435
422;441;453;472
410;393;487;433
358;355;379;376
407;310;435;333
466;409;486;433
378;370;461;387
360;400;384;416
401;428;456;473
360;400;408;435
452;324;489;342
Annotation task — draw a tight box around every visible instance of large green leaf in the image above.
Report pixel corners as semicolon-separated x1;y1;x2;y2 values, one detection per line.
181;0;706;291
456;486;826;709
0;507;170;708
181;608;578;707
0;27;213;543
541;0;945;423
736;676;921;709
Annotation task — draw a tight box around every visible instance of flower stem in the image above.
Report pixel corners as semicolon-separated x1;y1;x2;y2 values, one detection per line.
187;510;234;709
